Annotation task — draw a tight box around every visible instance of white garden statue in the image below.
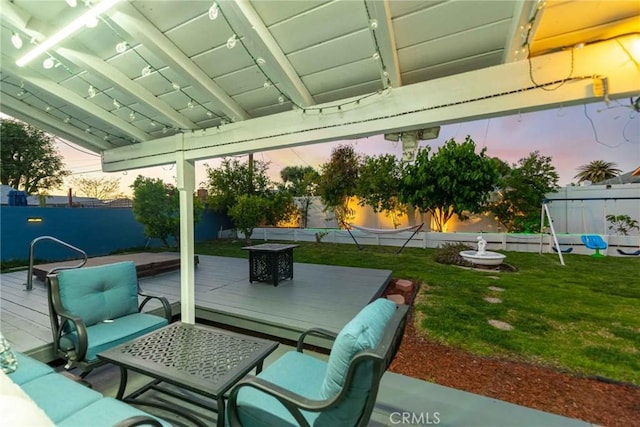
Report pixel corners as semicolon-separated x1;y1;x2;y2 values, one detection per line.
476;235;487;255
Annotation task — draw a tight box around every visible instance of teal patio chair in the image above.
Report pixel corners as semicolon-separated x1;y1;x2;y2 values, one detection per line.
46;261;172;376
227;298;410;427
580;235;608;257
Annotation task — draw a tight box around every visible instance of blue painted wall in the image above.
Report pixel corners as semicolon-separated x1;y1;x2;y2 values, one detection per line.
0;207;231;262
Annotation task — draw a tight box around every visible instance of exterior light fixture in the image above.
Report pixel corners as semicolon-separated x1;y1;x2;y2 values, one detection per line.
16;0;121;67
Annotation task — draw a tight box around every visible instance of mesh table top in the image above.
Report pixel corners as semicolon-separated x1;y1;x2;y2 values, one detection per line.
98;322;279;399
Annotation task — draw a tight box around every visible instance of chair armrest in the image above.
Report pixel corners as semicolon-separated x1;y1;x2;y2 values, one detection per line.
49;286;89;363
113;415;163;427
137;288;172;321
228;376;332;427
296;328;337;352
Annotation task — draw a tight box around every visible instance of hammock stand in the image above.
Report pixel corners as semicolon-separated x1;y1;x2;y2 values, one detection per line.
342;222;424;254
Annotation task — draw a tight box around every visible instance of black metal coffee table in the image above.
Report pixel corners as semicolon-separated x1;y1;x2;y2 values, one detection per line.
98;322;278;427
242;243;299;286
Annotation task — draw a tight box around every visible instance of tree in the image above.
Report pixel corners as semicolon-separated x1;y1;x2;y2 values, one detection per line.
131;176;203;247
205;158;271;215
318;145;360;226
205;158;296;238
0;119;69;193
356;154;405;228
71;176;123;199
280;165;320;228
399;136;499;232
574;160;622;183
489;151;559;232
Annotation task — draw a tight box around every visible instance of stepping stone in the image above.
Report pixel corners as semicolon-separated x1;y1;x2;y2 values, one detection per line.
483;297;502;304
488;320;514;331
387;294;405;305
488;286;505;292
395;279;413;292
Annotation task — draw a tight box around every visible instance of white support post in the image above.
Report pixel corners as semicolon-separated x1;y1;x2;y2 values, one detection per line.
176;136;196;324
543;203;565;266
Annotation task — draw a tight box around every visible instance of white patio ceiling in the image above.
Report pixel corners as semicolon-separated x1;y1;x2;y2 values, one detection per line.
1;0;638;165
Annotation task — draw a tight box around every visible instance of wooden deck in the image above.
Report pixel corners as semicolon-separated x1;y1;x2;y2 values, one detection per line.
1;254;390;359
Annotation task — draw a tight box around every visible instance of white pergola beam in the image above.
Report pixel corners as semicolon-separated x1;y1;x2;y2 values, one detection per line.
110;2;250;122
58;48;198;131
102;36;640;172
2;60;152;143
220;0;315;107
502;0;539;63
1;94;113;151
365;0;401;87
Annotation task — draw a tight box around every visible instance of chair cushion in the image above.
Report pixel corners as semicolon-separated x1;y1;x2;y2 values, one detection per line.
56;262;139;328
8;353;55;385
62;313;168;361
234;351;326;427
19;372;103;423
0;331;18;374
58;397;171;427
320;298;396;400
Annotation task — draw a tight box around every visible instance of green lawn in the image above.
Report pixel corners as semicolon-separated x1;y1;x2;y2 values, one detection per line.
195;239;640;385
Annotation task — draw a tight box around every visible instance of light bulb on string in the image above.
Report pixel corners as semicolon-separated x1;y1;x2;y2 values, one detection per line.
64;117;71;123
45;106;51;112
206;111;213;118
369;19;378;30
187;101;194;110
208;2;219;20
278;96;284;105
85;16;98;28
43;57;55;69
141;65;152;77
226;34;237;49
372;52;380;60
113;99;120;109
17;90;25;97
256;57;265;65
85;127;91;133
263;81;271;89
11;33;23;49
150;121;156;127
103;135;109;141
129;111;135;121
162;127;168;134
115;42;127;53
172;82;181;90
88;85;96;98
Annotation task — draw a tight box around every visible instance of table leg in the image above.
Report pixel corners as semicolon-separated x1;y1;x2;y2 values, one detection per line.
217;396;226;427
116;366;128;400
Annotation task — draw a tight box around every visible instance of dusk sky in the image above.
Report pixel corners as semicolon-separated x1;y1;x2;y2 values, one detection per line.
54;100;639;197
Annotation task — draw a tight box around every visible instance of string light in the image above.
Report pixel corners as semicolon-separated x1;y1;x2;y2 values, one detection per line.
43;57;55;69
88;85;96;98
187;100;194;110
172;82;181;90
208;2;219;20
129;111;136;121
11;33;23;49
113;99;120;109
141;65;152;77
226;34;237;49
64;117;71;123
256;57;265;65
278;96;284;105
115;41;127;53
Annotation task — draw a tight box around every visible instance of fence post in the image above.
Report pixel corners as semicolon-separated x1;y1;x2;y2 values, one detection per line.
501;234;507;250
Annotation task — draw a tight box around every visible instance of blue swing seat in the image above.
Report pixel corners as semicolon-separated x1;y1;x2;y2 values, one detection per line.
580;235;607;257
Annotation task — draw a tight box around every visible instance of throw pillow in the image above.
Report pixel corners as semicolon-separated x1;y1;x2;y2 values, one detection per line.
0;331;18;374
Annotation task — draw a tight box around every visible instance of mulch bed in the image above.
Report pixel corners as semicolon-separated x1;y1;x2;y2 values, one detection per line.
382;279;640;427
